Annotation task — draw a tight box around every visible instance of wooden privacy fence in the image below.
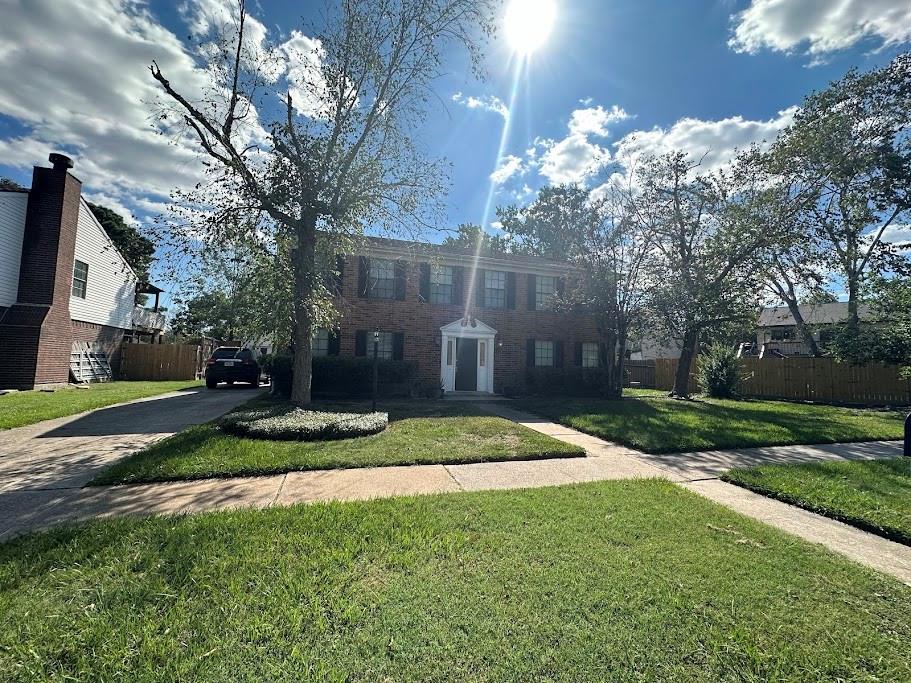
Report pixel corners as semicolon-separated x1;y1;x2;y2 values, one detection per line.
120;344;202;381
633;356;910;404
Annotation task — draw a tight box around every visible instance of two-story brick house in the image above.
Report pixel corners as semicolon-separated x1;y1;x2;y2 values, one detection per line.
318;237;604;394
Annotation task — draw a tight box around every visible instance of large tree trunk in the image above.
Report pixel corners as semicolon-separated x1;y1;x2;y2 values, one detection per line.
670;328;699;398
289;215;317;406
846;276;860;331
611;326;628;400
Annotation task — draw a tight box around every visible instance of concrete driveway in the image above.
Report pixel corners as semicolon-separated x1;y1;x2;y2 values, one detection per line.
0;386;259;493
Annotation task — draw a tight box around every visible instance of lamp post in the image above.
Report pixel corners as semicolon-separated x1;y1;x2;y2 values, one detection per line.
372;329;379;412
905;412;910;458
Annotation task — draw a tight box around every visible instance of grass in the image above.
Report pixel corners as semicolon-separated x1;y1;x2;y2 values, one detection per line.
516;390;906;453
723;457;911;544
0;380;203;430
90;397;584;485
1;479;909;681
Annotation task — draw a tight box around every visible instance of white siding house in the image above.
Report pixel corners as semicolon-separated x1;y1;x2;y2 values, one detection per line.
69;200;137;329
0;191;28;307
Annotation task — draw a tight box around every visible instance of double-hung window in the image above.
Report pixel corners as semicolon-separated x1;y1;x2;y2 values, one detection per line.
72;260;88;299
484;270;506;309
581;342;600;368
534;340;554;367
312;329;329;357
376;331;394;360
370;258;395;299
430;265;454;304
535;275;556;310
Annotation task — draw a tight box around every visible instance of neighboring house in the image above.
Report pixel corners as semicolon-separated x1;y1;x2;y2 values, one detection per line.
755;302;872;356
0;153;165;389
324;237;603;394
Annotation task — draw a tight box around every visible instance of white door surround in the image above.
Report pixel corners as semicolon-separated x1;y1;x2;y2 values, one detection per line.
440;317;496;393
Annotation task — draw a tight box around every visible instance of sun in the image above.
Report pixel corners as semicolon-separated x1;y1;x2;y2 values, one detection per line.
504;0;557;55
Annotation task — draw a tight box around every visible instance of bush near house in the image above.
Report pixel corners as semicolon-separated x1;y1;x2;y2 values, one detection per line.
505;367;615;397
264;355;416;398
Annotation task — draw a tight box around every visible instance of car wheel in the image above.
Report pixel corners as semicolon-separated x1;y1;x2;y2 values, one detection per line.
205;378;217;389
226;380;234;386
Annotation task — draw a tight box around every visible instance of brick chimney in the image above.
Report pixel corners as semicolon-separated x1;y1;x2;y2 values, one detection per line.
0;153;81;389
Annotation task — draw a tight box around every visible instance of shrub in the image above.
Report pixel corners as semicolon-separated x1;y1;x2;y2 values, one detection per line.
697;344;742;398
522;367;613;397
220;403;388;441
265;354;416;398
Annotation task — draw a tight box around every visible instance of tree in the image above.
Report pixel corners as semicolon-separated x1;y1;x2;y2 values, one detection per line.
151;0;495;406
769;53;911;332
441;223;509;255
632;151;786;398
498;183;652;399
88;203;156;281
0;177;24;191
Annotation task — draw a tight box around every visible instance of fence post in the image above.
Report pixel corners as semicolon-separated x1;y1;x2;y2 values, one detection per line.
905;413;910;458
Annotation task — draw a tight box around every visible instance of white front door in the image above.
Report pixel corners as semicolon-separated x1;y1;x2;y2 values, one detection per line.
439;318;497;393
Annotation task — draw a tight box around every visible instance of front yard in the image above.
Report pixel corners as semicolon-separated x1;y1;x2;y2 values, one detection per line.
517;390;906;453
0;380;203;430
723;457;911;544
1;480;909;681
90;398;583;485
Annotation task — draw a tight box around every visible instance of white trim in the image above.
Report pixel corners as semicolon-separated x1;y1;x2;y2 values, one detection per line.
439;317;496;393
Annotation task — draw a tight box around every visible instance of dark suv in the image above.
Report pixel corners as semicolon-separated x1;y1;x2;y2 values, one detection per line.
205;347;260;389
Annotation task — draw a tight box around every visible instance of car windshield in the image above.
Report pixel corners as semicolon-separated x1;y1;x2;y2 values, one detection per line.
212;347;240;359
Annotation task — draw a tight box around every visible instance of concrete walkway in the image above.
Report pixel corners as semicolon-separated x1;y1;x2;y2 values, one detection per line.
2;397;909;586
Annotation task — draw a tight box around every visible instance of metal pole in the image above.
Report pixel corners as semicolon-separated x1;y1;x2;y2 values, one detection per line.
372;329;379;412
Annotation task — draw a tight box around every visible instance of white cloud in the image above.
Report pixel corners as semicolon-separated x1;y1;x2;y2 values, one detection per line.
878;224;911;248
568;105;630;137
451;92;509;120
282;31;330;117
537;134;610;185
730;0;911;58
613;107;797;171
489;154;525;184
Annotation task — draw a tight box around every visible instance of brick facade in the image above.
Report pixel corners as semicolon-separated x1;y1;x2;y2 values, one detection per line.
332;249;602;393
0;157;82;389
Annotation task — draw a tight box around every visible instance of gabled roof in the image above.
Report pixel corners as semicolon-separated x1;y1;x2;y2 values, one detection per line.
757;302;873;327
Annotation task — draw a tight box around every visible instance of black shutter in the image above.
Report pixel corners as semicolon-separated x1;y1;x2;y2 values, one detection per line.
475;269;486;308
599;342;608;368
556;276;565;297
328;330;341;356
506;271;516;310
333;256;345;295
394;260;407;301
419;262;431;302
453;266;464;305
392;332;405;361
527;274;536;310
526;338;536;367
355;330;367;356
574;341;583;366
357;256;369;298
554;340;564;368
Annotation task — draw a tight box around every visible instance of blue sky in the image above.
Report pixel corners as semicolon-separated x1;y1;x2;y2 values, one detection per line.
1;0;910;297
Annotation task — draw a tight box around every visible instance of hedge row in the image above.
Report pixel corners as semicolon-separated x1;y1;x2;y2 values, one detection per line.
264;355;417;398
508;367;617;397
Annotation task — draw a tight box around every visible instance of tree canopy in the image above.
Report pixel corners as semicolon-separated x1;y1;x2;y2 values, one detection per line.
88;203;156;281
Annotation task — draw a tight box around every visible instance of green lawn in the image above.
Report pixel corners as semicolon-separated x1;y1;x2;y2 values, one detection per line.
0;380;203;430
2;480;909;681
516;390;906;453
723;457;911;544
90;398;583;485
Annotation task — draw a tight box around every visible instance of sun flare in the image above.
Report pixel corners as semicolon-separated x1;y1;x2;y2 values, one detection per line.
504;0;556;55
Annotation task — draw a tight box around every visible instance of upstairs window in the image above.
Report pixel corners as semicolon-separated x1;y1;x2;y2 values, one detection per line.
72;260;88;299
535;275;556;310
430;265;454;304
484;270;506;309
376;331;394;360
370;258;395;299
581;342;600;368
534;340;554;367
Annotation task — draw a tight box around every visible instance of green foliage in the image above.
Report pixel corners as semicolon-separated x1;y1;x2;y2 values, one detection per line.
440;223;509;255
697;344;742;398
0;176;24;191
521;367;615;397
87;202;155;281
496;184;595;260
219;404;388;441
267;354;416;398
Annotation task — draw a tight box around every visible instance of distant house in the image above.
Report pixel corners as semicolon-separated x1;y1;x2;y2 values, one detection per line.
754;302;872;356
0;153;165;389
